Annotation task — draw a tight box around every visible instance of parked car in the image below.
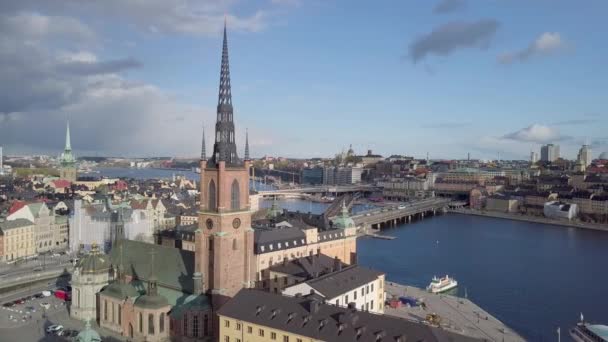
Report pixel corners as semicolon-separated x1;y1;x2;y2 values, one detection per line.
34;293;45;299
46;325;63;334
41;290;52;297
40;302;51;309
2;302;14;308
13;299;25;305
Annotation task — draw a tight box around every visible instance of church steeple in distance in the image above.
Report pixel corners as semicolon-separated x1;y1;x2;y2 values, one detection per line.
201;124;207;161
209;20;241;167
244;128;250;161
65;120;72;151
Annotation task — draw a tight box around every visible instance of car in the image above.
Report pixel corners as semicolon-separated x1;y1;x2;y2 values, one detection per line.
40;302;51;309
34;293;45;299
41;290;52;297
33;267;43;272
13;299;24;305
2;302;14;308
46;325;63;334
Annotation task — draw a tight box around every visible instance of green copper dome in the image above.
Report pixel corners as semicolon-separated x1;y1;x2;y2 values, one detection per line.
77;244;111;274
333;201;355;229
76;319;101;342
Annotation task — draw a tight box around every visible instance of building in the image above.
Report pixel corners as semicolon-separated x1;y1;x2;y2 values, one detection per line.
577;144;592;167
71;244;113;322
541;144;560;162
217;290;478;342
8;203;54;253
59;120;78;182
378;175;435;200
0;218;36;262
194;21;256;312
359;150;384;166
543;201;578;220
266;254;346;294
530;151;538;163
485;194;520;213
282;264;385;314
323;167;362;185
301;167;323;185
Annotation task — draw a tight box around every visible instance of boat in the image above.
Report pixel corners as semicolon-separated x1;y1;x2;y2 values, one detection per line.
426;275;458;294
570;314;608;342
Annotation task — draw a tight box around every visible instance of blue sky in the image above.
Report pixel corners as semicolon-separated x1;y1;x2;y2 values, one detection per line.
0;0;606;159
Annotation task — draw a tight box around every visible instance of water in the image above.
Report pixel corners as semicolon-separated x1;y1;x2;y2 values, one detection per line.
269;198;608;341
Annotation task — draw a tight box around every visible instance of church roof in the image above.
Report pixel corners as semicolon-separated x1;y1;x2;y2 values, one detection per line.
134;293;169;309
109;239;195;293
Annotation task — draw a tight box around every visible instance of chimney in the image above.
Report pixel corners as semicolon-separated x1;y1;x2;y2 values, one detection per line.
334;256;342;272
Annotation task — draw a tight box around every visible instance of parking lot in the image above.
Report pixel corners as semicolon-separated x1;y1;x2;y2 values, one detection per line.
0;285;127;341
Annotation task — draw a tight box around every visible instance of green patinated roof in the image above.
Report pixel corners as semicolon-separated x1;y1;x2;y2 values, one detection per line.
75;319;101;342
78;245;112;274
109;239;196;293
169;293;211;318
134;294;169;309
101;281;140;300
28;203;44;218
332;201;355;229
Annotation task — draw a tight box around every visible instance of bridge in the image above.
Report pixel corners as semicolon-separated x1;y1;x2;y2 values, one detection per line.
349;198;452;231
257;184;380;197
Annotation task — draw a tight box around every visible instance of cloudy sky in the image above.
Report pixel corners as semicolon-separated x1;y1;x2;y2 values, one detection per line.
0;0;606;159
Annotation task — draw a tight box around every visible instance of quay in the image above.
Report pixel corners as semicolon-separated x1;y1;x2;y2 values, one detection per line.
385;282;524;342
451;208;608;232
365;232;397;240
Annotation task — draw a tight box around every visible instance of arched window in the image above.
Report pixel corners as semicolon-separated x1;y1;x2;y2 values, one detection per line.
159;313;165;333
149;313;155;335
231;179;240;210
208;180;216;211
139;312;143;333
232;238;237;250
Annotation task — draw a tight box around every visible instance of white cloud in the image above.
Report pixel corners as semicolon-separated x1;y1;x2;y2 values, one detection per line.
502;124;567;143
499;32;565;65
0;12;95;43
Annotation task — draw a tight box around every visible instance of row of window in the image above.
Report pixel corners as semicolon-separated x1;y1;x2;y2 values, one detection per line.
223;320;303;342
182;314;209;337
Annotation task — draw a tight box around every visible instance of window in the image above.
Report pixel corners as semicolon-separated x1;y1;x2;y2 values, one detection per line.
336;299;340;306
297;339;303;342
159;313;164;333
258;328;265;337
118;305;122;325
361;288;364;296
112;303;115;323
247;326;253;334
183;316;188;336
224;336;230;342
371;283;374;292
231;180;240;210
193;315;199;337
283;277;288;285
354;290;357;300
371;300;374;309
139;313;143;333
366;285;369;294
225;319;230;328
149;314;155;335
208;180;216;211
236;322;241;331
345;295;349;304
271;332;277;340
104;300;108;321
283;336;289;342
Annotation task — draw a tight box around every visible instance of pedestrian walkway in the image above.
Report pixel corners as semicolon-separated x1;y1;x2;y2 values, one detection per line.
385;282;525;342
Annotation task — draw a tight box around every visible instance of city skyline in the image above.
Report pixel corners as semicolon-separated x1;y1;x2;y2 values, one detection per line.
0;0;607;159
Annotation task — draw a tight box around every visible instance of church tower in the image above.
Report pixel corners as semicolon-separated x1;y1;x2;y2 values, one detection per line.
195;21;255;311
59;120;77;182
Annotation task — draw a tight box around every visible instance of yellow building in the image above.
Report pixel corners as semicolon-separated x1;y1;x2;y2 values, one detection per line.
0;219;36;262
218;289;473;342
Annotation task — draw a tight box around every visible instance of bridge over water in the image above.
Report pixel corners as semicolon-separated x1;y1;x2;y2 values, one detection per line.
257;184;380;197
348;198;452;231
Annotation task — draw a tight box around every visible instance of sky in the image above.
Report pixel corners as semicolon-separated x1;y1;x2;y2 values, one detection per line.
0;0;606;160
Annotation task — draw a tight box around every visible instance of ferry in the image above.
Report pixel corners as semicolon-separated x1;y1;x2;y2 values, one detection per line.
426;275;458;294
570;315;608;342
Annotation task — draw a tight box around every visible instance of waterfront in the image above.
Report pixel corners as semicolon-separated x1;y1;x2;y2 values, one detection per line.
269;198;608;341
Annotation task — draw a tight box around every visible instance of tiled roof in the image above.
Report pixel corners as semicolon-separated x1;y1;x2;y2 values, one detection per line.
218;290;480;342
303;265;383;299
0;218;34;231
254;227;306;254
269;254;344;279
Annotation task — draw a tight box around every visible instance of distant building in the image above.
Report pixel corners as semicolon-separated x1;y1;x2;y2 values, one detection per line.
577;144;592;167
540;144;560;162
485;194;520;213
544;201;577;220
359;150;383;166
59;120;78;182
530;151;538;163
323;167;362;185
0;219;35;261
301;167;324;185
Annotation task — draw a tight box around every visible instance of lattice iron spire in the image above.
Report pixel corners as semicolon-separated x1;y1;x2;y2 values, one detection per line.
209;19;241;167
201;124;207;161
245;128;250;161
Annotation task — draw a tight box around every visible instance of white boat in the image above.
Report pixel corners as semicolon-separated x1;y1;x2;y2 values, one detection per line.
426;275;458;294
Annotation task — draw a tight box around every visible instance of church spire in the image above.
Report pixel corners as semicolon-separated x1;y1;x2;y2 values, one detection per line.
209;19;241;167
65;120;72;151
244;128;250;161
201;124;207;161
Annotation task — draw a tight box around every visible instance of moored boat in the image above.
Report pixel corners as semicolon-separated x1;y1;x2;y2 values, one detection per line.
426;275;458;294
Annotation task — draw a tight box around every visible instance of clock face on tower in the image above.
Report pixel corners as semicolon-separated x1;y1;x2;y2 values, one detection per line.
232;218;241;229
206;218;214;230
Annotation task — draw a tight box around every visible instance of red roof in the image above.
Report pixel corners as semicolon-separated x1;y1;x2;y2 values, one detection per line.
112;180;128;191
52;179;72;188
9;201;27;215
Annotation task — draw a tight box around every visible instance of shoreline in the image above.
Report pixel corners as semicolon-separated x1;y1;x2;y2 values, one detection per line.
450;208;608;232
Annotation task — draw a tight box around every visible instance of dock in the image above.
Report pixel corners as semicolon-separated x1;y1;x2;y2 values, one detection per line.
365;233;397;240
385;282;524;341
